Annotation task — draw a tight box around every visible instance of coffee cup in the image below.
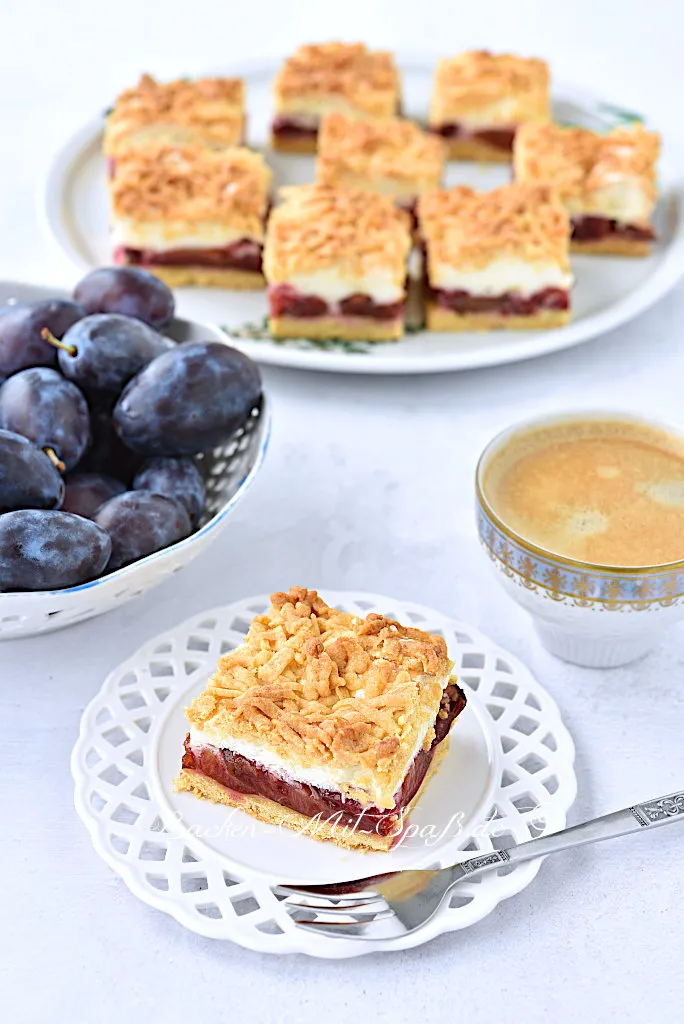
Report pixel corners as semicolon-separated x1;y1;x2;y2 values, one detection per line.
475;411;684;668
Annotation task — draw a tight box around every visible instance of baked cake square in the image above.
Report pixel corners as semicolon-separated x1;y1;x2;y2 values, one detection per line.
428;50;550;162
104;74;246;162
175;588;467;852
109;143;272;289
271;43;401;153
514;123;660;255
263;184;412;341
316;111;446;209
418;183;572;332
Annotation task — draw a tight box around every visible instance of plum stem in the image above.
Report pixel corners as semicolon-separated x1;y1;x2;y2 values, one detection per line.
41;327;77;357
44;447;66;472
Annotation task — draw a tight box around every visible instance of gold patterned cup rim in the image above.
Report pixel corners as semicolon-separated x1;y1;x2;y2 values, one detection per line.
475;409;684;577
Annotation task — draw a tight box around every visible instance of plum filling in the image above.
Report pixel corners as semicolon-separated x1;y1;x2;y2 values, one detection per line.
269;284;405;321
431;285;570;315
571;215;655;243
182;682;467;837
271;116;319;141
115;239;264;273
430;123;516;152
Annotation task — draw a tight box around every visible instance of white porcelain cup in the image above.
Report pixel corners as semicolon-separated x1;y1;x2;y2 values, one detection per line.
475;410;684;668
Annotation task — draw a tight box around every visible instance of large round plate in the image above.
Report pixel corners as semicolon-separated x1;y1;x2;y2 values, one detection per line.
43;56;684;375
71;591;577;956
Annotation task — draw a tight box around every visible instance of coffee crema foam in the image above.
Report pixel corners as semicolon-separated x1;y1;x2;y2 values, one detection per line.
483;418;684;567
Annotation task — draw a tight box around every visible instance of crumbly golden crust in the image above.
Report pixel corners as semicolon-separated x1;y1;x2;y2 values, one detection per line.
274;43;399;117
269;315;403;341
418;183;571;271
429;51;550;127
184;587;455;808
316;113;445;192
174;740;449;853
121;265;265;289
441;135;513;163
104;74;245;156
514;123;660;220
570;236;652;257
426;304;571;332
110;144;271;238
264;184;411;282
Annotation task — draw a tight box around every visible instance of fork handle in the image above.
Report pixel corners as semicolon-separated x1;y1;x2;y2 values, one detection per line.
458;789;684;879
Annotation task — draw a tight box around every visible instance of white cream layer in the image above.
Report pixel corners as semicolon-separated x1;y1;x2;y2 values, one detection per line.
111;216;261;251
569;178;654;224
433;96;522;129
188;673;452;806
285;267;405;304
430;257;573;296
275;96;371;123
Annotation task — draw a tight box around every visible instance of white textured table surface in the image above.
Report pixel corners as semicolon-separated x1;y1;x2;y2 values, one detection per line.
2;3;684;1021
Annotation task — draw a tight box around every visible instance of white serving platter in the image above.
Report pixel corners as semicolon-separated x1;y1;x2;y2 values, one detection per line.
44;56;684;375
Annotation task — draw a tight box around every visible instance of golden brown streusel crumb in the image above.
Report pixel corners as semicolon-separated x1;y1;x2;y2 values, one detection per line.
184;587;456;807
316;112;445;187
418;183;570;270
274;43;399;115
514;123;660;216
104;74;245;155
263;184;411;281
429;50;549;125
110;143;271;236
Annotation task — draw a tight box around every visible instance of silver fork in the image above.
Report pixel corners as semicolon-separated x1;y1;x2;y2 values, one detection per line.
276;790;684;939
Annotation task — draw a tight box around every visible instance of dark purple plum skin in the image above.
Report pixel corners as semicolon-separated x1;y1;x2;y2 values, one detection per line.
0;367;90;471
0;429;65;512
0;509;111;591
0;299;85;379
93;491;191;571
57;313;174;394
79;405;143;484
62;472;126;519
113;342;262;456
133;457;205;525
73;267;175;330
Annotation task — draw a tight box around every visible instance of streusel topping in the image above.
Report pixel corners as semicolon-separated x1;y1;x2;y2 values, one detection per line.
105;74;245;154
317;112;445;185
110;144;271;235
185;588;454;802
274;43;399;114
514;123;660;211
430;50;549;122
418;183;570;270
264;184;411;280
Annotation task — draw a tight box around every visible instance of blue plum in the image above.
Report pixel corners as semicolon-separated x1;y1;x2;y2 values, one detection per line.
0;367;90;471
93;491;191;570
113;342;262;456
133;456;205;525
49;313;174;394
0;299;85;379
62;472;126;519
73;267;175;330
0;429;65;511
0;509;111;591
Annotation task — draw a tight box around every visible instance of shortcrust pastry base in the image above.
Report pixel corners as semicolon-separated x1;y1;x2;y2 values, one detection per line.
174;739;449;853
120;264;265;289
269;314;404;341
426;303;571;332
439;135;512;163
570;236;653;257
270;134;318;154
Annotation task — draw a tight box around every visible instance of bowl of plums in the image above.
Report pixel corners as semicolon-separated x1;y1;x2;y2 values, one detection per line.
0;266;269;639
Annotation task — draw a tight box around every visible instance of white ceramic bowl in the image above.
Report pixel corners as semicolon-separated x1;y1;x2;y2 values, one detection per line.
0;281;271;639
476;410;684;668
